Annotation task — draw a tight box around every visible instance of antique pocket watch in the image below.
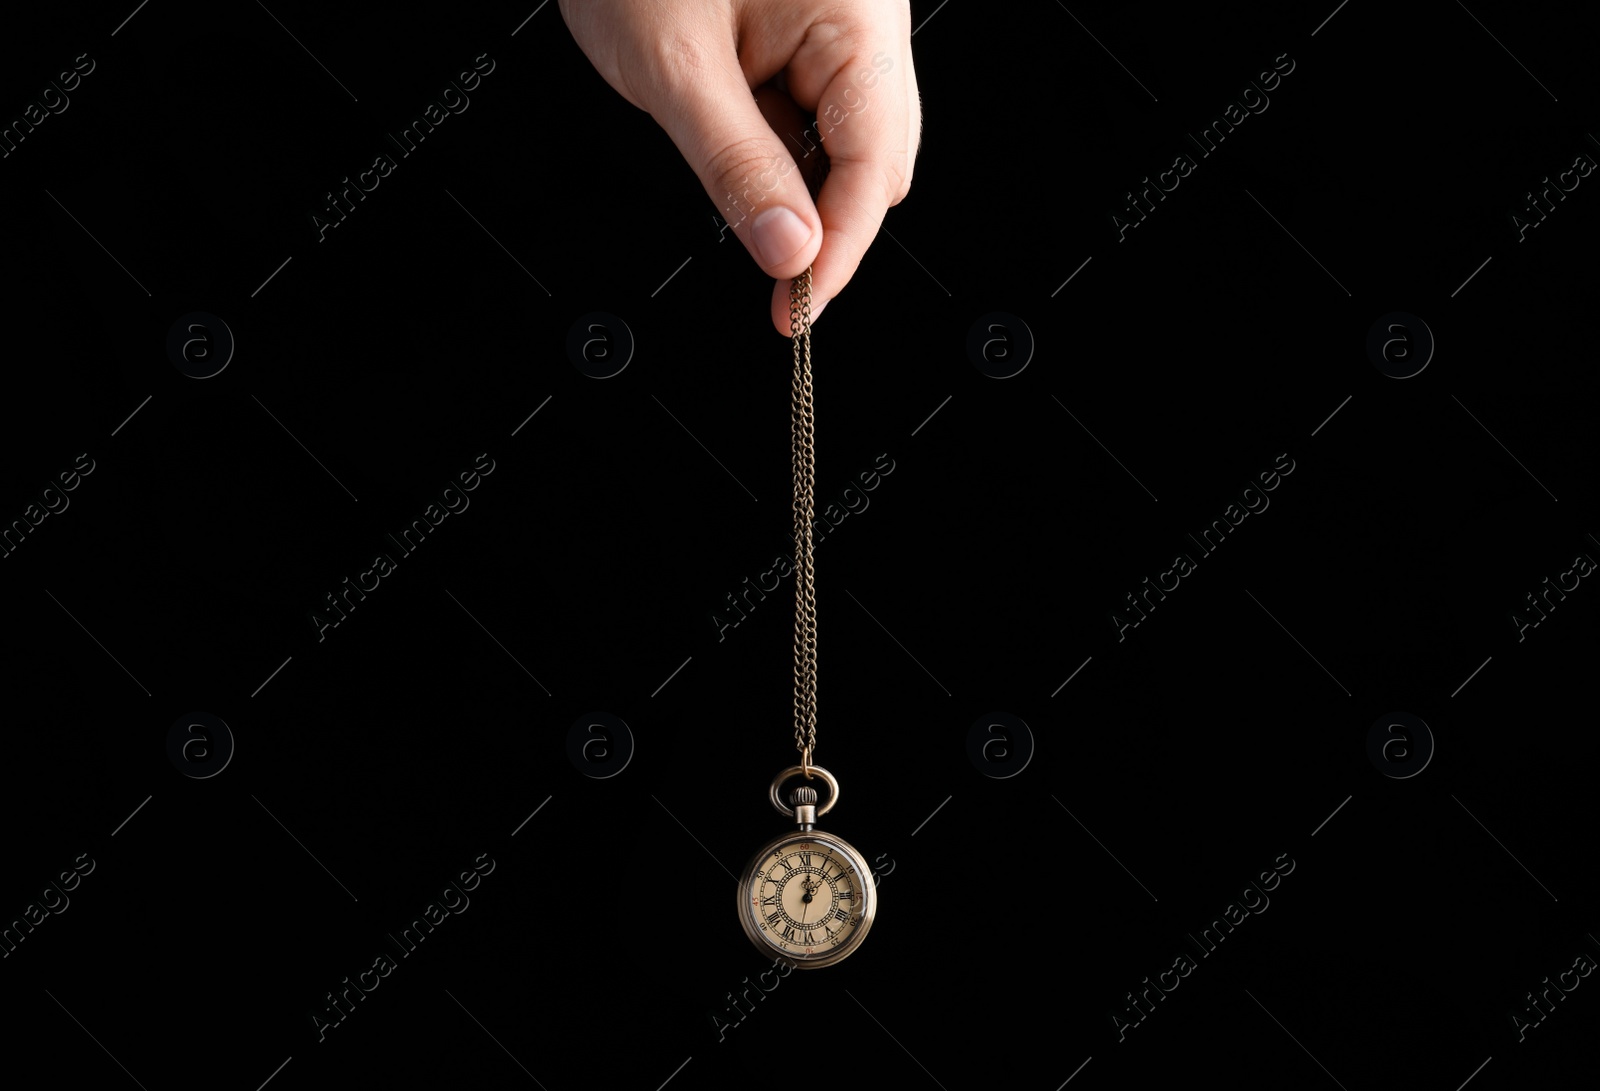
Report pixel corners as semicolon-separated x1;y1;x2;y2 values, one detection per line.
737;765;877;968
733;266;875;968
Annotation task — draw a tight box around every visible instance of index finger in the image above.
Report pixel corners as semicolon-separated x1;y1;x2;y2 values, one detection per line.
769;24;920;333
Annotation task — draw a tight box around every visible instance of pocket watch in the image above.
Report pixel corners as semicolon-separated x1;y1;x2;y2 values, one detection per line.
733;266;875;968
737;765;877;968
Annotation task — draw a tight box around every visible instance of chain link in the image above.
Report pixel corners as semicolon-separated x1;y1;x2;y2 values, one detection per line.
789;266;817;773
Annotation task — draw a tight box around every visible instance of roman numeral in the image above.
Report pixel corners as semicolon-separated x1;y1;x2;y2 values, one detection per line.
775;857;795;874
800;931;816;945
798;852;812;867
824;924;838;941
761;895;780;907
767;910;783;927
780;924;797;942
832;907;850;922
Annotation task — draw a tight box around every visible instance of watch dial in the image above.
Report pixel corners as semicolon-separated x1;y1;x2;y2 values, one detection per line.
747;838;866;958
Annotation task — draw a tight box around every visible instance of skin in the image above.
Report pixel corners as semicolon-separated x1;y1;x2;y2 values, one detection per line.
558;0;922;334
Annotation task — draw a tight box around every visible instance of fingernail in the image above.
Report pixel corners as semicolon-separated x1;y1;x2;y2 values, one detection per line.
752;206;812;267
809;298;828;325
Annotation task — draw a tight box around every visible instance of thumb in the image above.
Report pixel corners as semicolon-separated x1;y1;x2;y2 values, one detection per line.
638;38;822;285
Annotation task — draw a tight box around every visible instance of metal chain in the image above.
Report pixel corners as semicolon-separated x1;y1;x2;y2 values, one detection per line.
789;265;817;775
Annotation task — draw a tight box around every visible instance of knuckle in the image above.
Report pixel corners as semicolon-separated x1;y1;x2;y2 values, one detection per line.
806;7;869;52
706;138;789;211
626;23;718;104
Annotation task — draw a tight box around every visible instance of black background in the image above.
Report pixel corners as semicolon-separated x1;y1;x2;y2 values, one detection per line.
2;2;1597;1089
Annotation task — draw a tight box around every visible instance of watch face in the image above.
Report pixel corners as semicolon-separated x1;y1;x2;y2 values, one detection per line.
739;831;875;968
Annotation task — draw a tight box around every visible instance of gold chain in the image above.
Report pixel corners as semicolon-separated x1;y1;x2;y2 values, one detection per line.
789;265;817;776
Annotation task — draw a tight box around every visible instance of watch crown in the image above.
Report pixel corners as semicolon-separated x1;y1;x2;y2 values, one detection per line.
789;786;818;806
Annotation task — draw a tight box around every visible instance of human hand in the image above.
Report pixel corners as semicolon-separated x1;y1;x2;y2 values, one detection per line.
558;0;921;335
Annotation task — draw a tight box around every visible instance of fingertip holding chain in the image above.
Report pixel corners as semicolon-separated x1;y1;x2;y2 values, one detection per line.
790;266;818;775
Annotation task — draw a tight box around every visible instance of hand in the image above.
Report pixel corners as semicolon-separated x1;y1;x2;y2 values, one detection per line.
558;0;922;335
